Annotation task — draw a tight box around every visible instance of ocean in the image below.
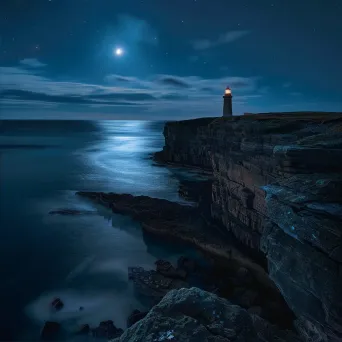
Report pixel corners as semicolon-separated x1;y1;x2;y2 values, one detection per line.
0;120;206;341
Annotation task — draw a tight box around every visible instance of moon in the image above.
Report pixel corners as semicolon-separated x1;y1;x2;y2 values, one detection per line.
114;47;124;56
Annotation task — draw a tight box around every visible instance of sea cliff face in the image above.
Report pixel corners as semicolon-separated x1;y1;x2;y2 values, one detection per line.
155;113;342;341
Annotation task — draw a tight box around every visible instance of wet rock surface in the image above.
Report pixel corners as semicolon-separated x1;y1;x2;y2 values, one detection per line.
110;287;300;342
49;208;97;215
153;113;342;341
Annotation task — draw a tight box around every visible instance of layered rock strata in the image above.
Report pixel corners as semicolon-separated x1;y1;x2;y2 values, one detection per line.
155;113;342;341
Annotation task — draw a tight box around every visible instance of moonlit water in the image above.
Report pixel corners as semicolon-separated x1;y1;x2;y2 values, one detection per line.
0;120;207;341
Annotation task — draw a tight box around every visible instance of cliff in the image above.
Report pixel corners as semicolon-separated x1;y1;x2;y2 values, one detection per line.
155;112;342;341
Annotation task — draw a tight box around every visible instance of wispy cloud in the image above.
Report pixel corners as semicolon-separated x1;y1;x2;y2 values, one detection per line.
0;61;265;118
20;58;47;68
153;75;191;88
105;74;259;93
192;30;250;50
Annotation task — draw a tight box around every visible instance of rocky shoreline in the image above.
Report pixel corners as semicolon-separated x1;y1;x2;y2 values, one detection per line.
43;112;342;341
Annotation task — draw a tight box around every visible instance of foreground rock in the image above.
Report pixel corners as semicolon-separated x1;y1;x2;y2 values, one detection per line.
50;298;63;311
129;256;294;329
40;321;61;341
111;287;300;342
92;320;123;339
155;113;342;341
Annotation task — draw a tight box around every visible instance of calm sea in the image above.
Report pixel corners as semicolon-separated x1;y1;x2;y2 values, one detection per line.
0;120;206;341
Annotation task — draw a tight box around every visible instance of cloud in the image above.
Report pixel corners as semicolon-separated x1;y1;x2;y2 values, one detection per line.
20;58;46;68
1;89;153;106
0;62;265;119
105;74;258;93
153;75;190;88
192;30;250;50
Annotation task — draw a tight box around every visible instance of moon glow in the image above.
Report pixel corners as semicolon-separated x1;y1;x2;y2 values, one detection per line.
115;47;124;56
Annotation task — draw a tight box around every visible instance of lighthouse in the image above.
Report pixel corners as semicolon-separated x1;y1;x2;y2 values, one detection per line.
223;86;233;116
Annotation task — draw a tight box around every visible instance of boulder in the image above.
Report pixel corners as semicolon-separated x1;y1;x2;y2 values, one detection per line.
111;287;300;342
50;298;63;311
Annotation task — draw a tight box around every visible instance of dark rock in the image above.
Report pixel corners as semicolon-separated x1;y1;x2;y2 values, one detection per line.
127;310;148;328
248;306;263;316
178;179;213;213
177;256;197;273
151;113;342;339
294;317;330;342
155;259;187;279
112;287;300;342
128;266;189;300
79;306;84;311
92;320;123;339
50;298;63;311
233;267;254;286
233;288;259;308
49;208;97;215
40;321;60;341
76;191;270;289
77;191;291;327
76;324;90;335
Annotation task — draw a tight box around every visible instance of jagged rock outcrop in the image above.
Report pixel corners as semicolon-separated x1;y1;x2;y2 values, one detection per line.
110;287;300;342
128;266;189;301
155;113;342;341
76;192;294;328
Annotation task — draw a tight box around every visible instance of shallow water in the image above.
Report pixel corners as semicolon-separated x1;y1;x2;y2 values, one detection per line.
0;120;207;340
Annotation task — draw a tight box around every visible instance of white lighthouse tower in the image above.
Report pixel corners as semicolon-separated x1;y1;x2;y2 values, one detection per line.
223;86;233;116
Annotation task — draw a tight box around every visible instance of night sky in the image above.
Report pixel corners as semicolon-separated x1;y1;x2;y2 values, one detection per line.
1;0;341;119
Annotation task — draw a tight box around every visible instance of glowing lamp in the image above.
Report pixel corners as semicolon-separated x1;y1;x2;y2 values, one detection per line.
225;87;232;95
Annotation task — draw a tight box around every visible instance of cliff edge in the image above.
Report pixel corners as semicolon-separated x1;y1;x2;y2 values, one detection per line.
154;112;342;341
